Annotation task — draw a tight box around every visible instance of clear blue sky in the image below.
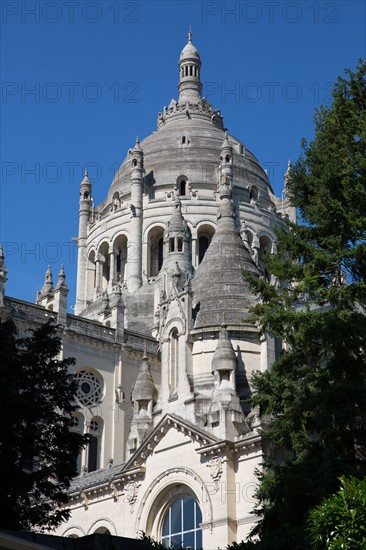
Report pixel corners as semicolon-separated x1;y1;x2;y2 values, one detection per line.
1;0;365;310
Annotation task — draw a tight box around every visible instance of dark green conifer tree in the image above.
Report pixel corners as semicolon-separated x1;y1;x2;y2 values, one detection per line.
236;60;366;549
0;319;87;531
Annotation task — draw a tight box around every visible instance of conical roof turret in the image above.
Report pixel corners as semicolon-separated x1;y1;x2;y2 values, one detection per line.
132;352;157;403
192;188;260;328
55;265;68;289
211;324;237;373
37;265;54;301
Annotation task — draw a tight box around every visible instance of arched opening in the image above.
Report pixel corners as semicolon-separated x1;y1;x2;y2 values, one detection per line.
87;417;103;472
177;176;188;197
161;496;202;549
147;226;164;277
98;242;110;291
198;236;209;264
132;159;137;167
181;136;186;145
71;412;84;474
112;191;120;210
197;224;215;264
169;329;179;393
86;250;96;301
250;185;259;201
94;528;111;535
114;234;128;285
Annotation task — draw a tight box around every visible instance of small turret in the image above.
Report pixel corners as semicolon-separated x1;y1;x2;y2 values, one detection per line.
161;197;193;288
75;169;93;314
127;138;144;293
80;168;92;204
127;350;157;453
281;160;297;223
178;31;202;104
219;132;233;188
36;265;54;305
53;265;69;325
0;245;8;307
211;324;236;390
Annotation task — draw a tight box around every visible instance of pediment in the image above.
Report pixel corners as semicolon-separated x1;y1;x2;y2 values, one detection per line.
122;413;219;473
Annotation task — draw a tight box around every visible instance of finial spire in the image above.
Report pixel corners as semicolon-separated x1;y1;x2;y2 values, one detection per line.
84;167;88;177
188;25;192;43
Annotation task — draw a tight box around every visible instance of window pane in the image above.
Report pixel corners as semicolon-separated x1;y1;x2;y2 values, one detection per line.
88;435;98;472
171;534;182;547
162;509;170;537
183;531;194;548
195;501;202;527
196;529;202;549
171;498;181;534
183;496;194;531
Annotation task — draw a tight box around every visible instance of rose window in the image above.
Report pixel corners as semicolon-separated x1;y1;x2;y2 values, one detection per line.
75;370;103;406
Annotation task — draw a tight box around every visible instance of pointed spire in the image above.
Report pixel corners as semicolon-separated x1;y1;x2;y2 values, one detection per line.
55;265;68;289
43;265;53;291
82;167;90;184
134;135;142;150
221;131;230;148
37;265;54;302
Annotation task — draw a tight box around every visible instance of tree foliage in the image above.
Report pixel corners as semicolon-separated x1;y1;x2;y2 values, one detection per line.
239;60;366;549
308;476;366;549
0;318;87;531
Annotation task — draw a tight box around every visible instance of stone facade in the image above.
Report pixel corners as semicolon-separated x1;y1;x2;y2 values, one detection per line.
0;33;295;548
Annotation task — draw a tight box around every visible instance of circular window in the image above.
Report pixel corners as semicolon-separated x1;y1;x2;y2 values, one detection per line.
75;370;102;407
161;496;202;549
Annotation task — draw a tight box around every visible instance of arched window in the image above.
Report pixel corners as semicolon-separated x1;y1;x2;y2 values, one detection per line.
177;176;188;197
147;226;164;277
179;180;186;196
71;412;84;474
161;496;202;549
99;242;110;291
197;224;215;265
94;528;111;535
114;234;128;284
86;250;96;301
250;186;258;201
87;417;103;472
198;236;209;264
169;329;178;392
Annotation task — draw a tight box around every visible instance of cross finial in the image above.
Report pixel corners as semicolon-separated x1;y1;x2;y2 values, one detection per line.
188;25;192;43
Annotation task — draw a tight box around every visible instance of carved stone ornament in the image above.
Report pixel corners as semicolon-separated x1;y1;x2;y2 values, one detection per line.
207;456;223;490
124;480;140;513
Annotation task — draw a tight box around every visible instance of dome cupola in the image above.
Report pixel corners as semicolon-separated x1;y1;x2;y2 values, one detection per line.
178;31;202;104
